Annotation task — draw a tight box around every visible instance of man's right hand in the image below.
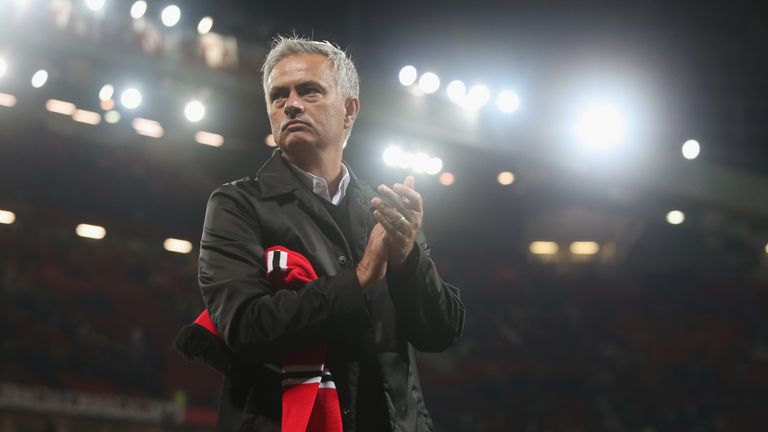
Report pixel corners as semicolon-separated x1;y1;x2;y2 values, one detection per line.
356;223;390;291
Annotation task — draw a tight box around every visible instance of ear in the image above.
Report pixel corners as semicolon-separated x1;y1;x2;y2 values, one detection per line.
343;97;360;130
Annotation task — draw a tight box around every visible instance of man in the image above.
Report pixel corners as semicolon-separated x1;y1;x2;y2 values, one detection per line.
178;36;464;432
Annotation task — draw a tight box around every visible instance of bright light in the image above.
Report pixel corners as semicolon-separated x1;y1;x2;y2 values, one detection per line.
383;146;442;175
497;171;515;186
31;70;48;88
120;88;142;109
425;157;443;175
438;172;455;186
0;210;15;224
197;16;213;34
132;117;163;138
411;153;431;173
76;223;106;239
100;99;115;111
72;109;101;125
45;99;77;116
196;131;224;147
383;146;406;168
184;100;205;122
0;58;7;78
98;84;114;101
398;66;417;86
84;0;105;11
464;84;491;110
130;0;147;19
529;241;559;255
417;72;440;94
164;238;193;254
765;242;768;255
104;110;121;124
496;90;520;113
682;139;700;160
446;80;466;105
0;93;17;107
666;210;685;225
574;103;626;150
161;5;181;27
264;133;276;147
570;241;600;255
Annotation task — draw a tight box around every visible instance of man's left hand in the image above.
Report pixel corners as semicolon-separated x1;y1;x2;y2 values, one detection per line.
372;175;424;268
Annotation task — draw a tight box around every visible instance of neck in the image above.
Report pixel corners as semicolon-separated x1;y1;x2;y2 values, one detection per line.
282;149;344;196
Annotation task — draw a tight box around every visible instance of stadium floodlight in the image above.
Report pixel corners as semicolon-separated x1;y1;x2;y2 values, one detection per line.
682;139;700;160
570;241;600;255
45;99;77;116
0;209;15;224
464;84;490;110
411;153;432;173
31;70;48;88
130;0;147;19
196;131;224;147
529;241;559;255
0;58;7;78
164;238;193;254
438;172;455;186
84;0;105;12
425;157;443;175
161;5;181;27
573;102;626;150
197;16;213;34
72;109;101;125
666;210;685;225
132;117;163;138
383;146;442;175
120;88;142;109
184;100;205;122
383;146;407;168
497;171;514;185
446;80;466;105
98;84;114;101
0;93;17;107
417;72;440;94
496;90;520;113
76;223;106;239
104;110;121;124
398;65;417;86
100;99;115;111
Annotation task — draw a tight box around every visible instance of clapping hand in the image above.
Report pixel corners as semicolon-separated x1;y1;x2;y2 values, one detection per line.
371;176;424;268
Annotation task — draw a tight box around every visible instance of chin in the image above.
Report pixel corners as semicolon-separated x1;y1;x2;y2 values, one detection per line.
279;137;319;155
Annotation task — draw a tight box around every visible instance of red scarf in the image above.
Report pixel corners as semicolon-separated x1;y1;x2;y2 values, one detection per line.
264;246;343;432
188;246;343;432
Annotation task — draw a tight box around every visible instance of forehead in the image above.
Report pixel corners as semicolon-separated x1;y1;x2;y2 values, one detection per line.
267;54;336;90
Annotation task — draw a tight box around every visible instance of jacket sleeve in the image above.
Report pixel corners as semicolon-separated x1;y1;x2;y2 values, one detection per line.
198;184;366;359
386;232;465;352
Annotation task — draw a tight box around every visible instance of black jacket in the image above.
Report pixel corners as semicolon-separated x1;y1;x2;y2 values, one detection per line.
189;150;464;431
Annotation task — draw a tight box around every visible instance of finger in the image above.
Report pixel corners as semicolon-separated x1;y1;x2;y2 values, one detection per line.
377;185;413;220
392;183;423;213
373;204;409;234
404;175;414;190
374;210;409;240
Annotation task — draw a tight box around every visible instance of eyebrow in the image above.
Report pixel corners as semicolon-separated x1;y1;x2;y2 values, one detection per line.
269;80;327;97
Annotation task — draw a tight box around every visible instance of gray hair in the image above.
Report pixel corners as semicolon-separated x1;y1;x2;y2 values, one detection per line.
261;36;360;101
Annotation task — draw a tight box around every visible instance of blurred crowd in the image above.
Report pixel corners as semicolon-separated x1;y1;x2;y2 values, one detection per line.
2;212;768;431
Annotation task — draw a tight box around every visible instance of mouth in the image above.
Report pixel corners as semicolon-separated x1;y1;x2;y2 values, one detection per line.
283;120;310;131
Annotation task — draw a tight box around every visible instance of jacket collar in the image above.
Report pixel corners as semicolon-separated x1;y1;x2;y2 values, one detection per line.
253;149;300;199
255;149;376;203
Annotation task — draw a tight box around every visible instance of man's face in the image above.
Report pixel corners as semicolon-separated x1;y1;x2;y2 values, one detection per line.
266;54;354;156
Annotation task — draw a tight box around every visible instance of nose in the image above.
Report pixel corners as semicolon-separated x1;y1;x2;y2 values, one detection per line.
284;91;303;118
